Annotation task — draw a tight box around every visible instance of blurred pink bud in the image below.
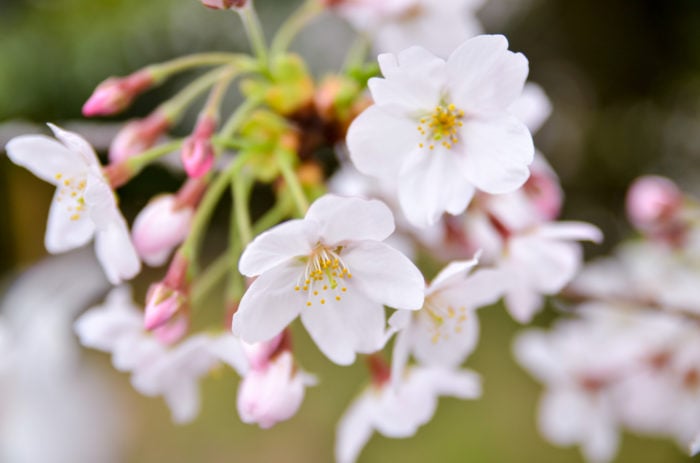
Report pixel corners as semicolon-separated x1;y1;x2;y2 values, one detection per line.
109;111;170;163
242;333;284;370
152;314;189;345
144;283;187;331
132;195;194;267
523;164;563;221
82;70;154;117
201;0;247;9
626;175;684;233
237;352;311;429
181;116;217;178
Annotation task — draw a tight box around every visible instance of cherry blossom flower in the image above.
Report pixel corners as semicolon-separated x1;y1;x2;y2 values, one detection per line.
335;365;481;463
331;0;485;57
75;286;248;423
347;35;534;227
233;194;425;365
5;124;141;284
389;256;503;379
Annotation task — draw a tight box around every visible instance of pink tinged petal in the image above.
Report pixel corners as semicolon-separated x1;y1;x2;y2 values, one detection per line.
335;394;375;463
459;114;534;194
94;220;141;285
73;286;142;352
582;411;620;463
45;191;96;253
238;219;317;277
346;106;421;182
242;335;283;371
306;195;396;245
690;433;700;456
447;35;529;111
113;335;165;372
341;241;425;310
47;123;101;169
513;330;567;385
163;380;201;424
132;195;193;267
300;286;385;365
504;280;544;323
539;388;589;447
233;261;306;343
398;147;476;226
5;135;85;184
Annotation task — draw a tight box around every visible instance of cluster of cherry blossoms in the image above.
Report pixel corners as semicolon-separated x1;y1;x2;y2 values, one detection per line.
3;0;699;461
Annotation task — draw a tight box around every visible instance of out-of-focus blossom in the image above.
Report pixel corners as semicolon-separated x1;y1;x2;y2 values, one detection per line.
132;194;194;267
201;0;247;9
237;351;316;429
509;82;553;135
330;0;485;57
5;124;141;284
347;35;534;226
389;256;502;379
335;365;481;463
75;286;248;424
233;194;425;365
0;251;126;463
626;175;686;244
82;70;154;117
109;111;169;163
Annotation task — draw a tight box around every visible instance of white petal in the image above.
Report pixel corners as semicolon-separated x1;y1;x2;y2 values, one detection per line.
335;394;375;463
428;368;482;400
390;325;412;387
346;106;420;181
508;234;582;294
538;388;588;446
583;410;619;463
504;281;544;323
441;268;505;309
233;261;305;343
94;220;141;285
512;330;564;384
5;134;85;185
428;258;479;294
306;195;395;245
459;114;534;194
342;241;425;310
413;308;479;368
47;123;101;170
207;334;248;376
448;35;528;111
238;219;317;277
398;147;475;227
509;82;552;134
536;221;603;244
163;380;201;424
45;191;96;253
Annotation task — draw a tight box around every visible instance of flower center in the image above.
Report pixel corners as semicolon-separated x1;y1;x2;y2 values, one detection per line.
420;296;468;344
294;245;352;307
417;103;464;151
54;172;88;221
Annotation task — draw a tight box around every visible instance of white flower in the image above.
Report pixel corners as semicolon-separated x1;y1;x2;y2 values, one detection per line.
334;0;485;57
237;351;316;429
347;35;534;227
335;366;481;463
5;124;140;284
389;257;503;379
75;286;248;424
233;194;425;365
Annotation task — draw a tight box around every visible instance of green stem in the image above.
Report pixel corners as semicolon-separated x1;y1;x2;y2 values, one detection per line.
202;70;237;120
226;188;245;303
148;53;246;82
253;197;292;234
276;149;308;216
159;67;232;122
191;254;231;306
232;171;254;246
238;2;268;66
220;96;262;139
126;138;184;175
270;0;323;58
342;33;371;72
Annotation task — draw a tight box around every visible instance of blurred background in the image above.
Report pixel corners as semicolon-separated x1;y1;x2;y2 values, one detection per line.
2;0;700;461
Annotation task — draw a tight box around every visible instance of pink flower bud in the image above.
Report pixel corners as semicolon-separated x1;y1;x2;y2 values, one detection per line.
152;314;189;345
201;0;247;9
144;282;187;331
241;333;284;371
523;161;563;221
82;70;154;117
237;352;310;429
181;116;217;178
627;176;684;233
109;111;170;163
132;195;194;267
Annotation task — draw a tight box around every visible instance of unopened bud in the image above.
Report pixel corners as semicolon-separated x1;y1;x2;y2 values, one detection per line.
522;157;563;221
181;116;217;178
201;0;247;9
152;314;189;345
109;111;170;163
132;195;194;267
627;175;684;235
82;70;154;117
144;282;187;331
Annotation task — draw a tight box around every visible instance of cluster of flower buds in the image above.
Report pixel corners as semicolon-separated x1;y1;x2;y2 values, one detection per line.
4;0;697;461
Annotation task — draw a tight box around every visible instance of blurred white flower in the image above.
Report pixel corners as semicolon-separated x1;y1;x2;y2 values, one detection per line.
5;124;140;284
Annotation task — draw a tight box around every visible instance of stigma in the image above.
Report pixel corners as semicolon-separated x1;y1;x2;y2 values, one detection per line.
417;103;464;151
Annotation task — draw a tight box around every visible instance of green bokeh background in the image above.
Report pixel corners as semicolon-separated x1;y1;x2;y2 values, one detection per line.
2;0;700;461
